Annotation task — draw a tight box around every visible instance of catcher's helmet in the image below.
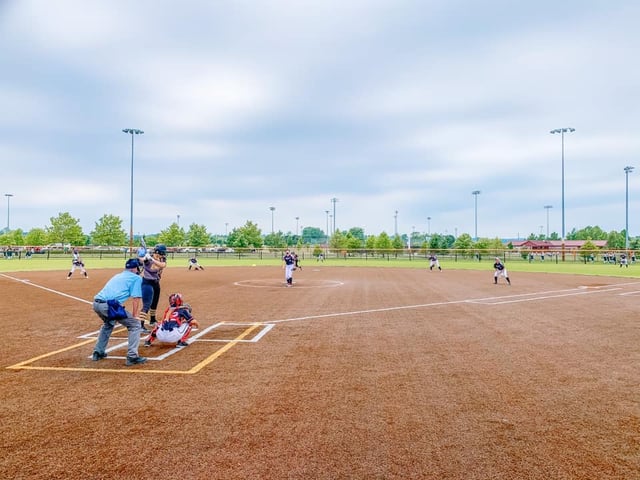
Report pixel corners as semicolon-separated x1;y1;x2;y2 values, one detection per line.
168;293;183;307
154;244;167;256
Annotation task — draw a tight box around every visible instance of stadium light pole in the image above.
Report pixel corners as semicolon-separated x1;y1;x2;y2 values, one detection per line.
295;216;300;236
122;128;144;255
4;193;13;231
544;205;553;240
394;210;398;236
550;127;575;260
427;216;431;236
472;190;481;241
625;166;634;250
325;210;330;243
331;197;339;233
269;206;275;234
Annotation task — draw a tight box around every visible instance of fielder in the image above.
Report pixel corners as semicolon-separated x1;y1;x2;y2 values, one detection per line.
282;249;295;287
493;257;511;285
67;248;88;279
188;257;204;270
144;293;199;348
428;254;442;271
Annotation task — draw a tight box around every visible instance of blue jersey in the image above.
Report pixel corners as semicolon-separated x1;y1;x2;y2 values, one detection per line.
95;270;142;303
283;253;295;265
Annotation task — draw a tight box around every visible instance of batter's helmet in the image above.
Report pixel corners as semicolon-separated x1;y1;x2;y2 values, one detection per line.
154;244;167;255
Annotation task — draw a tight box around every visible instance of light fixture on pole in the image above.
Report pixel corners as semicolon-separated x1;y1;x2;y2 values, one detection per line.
177;214;180;226
472;190;481;241
544;205;553;240
122;128;144;256
331;197;339;233
295;216;299;236
625;166;634;250
427;216;431;236
4;193;13;231
269;206;275;234
550;127;575;260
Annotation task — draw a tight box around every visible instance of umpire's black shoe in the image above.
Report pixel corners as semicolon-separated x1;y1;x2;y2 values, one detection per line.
125;356;147;366
92;351;107;361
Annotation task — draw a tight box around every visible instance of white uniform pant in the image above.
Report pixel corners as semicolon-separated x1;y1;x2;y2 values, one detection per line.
285;264;295;281
156;323;191;343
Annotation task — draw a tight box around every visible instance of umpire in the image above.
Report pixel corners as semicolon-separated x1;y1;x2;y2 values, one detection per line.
91;258;147;366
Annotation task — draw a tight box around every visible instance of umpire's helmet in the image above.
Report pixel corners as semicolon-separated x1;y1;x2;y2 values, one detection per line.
154;244;167;256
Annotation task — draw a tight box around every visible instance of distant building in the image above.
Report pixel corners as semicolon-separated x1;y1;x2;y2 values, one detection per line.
507;240;608;251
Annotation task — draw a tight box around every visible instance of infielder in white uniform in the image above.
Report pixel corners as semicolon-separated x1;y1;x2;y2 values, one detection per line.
67;248;88;279
493;257;511;285
282;249;295;287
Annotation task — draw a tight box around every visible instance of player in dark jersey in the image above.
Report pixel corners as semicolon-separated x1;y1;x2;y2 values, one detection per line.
493;257;511;285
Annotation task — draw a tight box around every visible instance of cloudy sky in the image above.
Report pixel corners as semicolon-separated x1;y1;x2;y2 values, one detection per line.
1;0;639;240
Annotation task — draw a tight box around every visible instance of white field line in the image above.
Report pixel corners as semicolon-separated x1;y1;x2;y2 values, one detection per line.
267;286;631;324
1;273;91;304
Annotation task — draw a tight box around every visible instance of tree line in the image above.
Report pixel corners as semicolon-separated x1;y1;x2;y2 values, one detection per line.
0;211;638;251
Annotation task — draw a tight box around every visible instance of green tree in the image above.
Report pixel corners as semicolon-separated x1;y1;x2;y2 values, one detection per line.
606;230;624;250
186;223;210;247
572;225;608;241
158;223;186;247
24;228;48;246
579;239;598;261
345;231;363;250
392;235;404;251
329;230;347;250
453;233;474;257
302;226;324;244
375;232;392;255
428;233;448;253
348;227;365;243
227;221;263;249
91;214;127;246
0;232;11;246
365;234;377;251
5;229;25;246
263;231;286;248
46;212;85;246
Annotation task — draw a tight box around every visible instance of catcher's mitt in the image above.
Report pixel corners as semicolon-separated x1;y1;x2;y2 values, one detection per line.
189;318;200;328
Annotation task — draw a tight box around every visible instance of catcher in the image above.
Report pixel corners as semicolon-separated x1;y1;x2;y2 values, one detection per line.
67;248;88;279
144;293;199;348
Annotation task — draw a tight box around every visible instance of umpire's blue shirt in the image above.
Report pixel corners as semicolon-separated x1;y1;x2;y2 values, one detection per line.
94;270;142;304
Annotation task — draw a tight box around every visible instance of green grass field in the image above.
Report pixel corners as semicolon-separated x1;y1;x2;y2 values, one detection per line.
2;253;639;278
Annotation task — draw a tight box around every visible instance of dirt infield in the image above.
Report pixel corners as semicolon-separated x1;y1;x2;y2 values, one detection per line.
1;266;638;479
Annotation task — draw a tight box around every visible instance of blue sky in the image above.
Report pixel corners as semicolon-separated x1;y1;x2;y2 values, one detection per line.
1;0;639;239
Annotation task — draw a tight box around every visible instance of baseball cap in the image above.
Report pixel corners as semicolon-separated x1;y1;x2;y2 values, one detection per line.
125;258;141;269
